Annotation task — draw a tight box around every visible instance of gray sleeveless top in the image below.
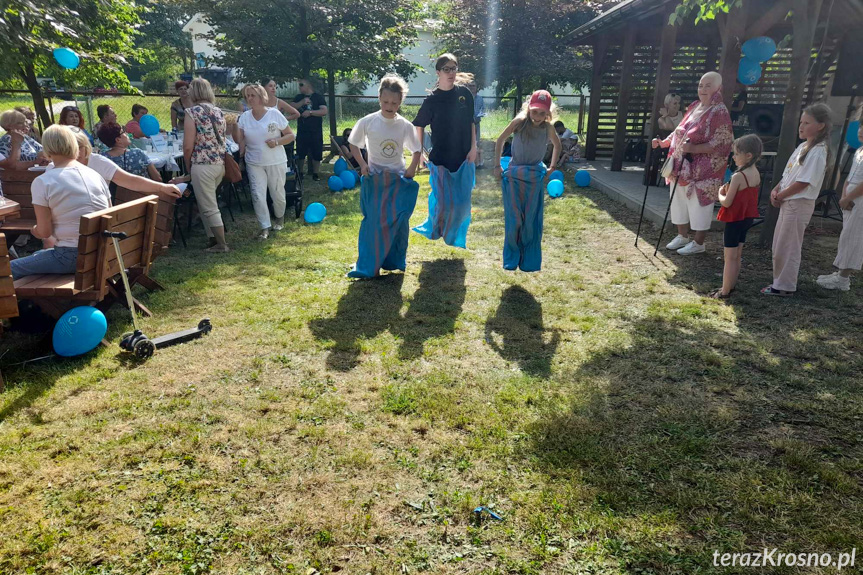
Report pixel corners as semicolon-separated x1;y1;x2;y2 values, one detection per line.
511;120;549;166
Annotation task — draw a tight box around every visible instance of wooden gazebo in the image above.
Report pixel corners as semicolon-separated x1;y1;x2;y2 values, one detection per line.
569;0;862;182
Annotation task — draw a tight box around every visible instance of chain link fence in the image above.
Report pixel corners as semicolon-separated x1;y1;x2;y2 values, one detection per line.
1;89;586;141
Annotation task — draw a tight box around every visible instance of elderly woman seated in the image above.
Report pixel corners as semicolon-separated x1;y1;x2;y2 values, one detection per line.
10;125;111;280
0;109;47;169
97;122;161;182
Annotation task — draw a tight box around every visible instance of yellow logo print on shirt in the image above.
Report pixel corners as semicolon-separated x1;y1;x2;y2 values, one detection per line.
381;139;398;159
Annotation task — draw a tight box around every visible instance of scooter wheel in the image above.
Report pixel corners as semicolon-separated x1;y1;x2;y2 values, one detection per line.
198;318;212;333
134;338;155;359
120;332;134;350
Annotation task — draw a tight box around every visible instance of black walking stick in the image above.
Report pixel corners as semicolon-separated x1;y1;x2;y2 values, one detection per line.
636;143;660;247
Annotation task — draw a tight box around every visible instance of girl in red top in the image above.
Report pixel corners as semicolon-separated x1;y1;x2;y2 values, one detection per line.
712;134;763;298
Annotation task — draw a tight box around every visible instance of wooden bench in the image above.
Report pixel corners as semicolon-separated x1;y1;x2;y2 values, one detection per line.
0;233;17;390
13;195;160;319
0;169;38;237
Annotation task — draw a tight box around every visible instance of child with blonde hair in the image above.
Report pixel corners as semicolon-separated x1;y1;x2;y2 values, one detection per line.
493;90;561;271
712;134;762;298
762;103;832;296
347;74;422;278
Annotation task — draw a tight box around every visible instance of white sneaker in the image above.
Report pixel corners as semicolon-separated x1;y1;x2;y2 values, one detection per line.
257;229;270;241
666;235;689;250
677;241;706;255
816;273;850;291
272;217;284;231
816;271;839;282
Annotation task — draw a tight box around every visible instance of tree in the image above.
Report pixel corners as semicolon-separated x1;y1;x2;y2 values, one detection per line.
135;0;196;74
0;0;143;126
438;0;594;103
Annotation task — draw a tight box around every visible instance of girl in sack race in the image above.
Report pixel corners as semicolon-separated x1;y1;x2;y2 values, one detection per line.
653;71;733;255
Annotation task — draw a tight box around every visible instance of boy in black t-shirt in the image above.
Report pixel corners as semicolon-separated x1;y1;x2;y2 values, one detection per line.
292;78;328;181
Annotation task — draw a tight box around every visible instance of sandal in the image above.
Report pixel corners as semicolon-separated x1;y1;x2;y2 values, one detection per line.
709;288;731;299
760;286;792;297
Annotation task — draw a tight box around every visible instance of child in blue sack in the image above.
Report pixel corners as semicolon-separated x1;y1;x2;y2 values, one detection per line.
494;90;561;272
347;75;422;279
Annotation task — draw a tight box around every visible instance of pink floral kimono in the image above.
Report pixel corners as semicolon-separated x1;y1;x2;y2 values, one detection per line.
666;90;733;206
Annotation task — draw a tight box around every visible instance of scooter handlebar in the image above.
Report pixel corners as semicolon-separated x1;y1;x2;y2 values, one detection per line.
102;231;128;239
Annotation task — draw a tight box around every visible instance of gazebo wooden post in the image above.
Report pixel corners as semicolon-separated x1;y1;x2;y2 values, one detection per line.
647;7;678;152
718;3;748;109
611;25;638;171
759;0;824;246
585;35;609;161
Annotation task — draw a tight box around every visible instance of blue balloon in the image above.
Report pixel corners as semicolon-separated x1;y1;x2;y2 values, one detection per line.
53;306;107;357
547;179;564;198
139;114;160;137
738;57;762;86
847;121;862;149
334;158;348;175
724;168;733;183
550;170;564;182
328;175;344;192
304;202;327;224
500;156;511;169
575;170;591;187
53;47;80;70
340;169;356;189
742;36;776;63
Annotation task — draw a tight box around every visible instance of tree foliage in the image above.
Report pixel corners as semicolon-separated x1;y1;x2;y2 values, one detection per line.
195;0;422;84
438;0;595;95
668;0;740;25
135;0;196;75
0;0;143;123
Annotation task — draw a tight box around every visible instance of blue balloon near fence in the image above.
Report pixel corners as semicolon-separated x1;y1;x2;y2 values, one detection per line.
500;156;511;170
304;202;327;224
334;158;348;175
550;170;564;182
53;47;80;70
742;36;776;63
328;175;344;192
340;169;357;189
53;306;107;357
575;169;591;187
139;114;160;137
547;179;564;198
847;121;861;149
738;57;762;86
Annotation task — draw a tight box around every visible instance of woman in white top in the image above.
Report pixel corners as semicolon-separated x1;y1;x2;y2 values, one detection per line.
762;103;832;296
11;125;111;279
237;83;296;240
817;121;863;291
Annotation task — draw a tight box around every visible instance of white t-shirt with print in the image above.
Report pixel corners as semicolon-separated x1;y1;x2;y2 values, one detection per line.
779;142;828;201
46;153;119;184
31;164;111;248
348;111;421;173
238;108;289;166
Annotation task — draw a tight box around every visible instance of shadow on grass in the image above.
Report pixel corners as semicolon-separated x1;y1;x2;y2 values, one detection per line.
398;259;467;360
485;285;560;378
528;314;861;572
309;274;405;371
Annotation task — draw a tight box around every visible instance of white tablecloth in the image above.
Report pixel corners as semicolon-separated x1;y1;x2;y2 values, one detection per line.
147;150;183;172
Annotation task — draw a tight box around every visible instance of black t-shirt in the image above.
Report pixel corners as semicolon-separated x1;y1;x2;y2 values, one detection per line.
292;92;327;135
413;85;476;172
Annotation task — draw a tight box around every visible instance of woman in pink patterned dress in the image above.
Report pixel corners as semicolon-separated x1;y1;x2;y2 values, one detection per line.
652;71;733;255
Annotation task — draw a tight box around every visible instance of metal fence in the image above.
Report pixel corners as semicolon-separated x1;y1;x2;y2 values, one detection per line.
1;89;587;142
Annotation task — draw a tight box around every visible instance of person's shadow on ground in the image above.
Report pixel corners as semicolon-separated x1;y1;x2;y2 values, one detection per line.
309;274;405;371
397;259;467;360
484;285;560;378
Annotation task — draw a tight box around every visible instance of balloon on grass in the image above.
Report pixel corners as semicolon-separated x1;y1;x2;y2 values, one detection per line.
53;306;107;357
340;169;357;189
547;179;564;198
575;170;591;187
304;202;327;224
328;175;344;192
334;158;348;175
550;170;564;182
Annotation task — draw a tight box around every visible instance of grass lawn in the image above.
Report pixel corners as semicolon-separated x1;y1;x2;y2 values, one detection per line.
0;163;860;574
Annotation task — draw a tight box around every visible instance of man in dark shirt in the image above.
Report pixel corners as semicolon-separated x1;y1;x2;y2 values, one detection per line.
292;78;328;181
